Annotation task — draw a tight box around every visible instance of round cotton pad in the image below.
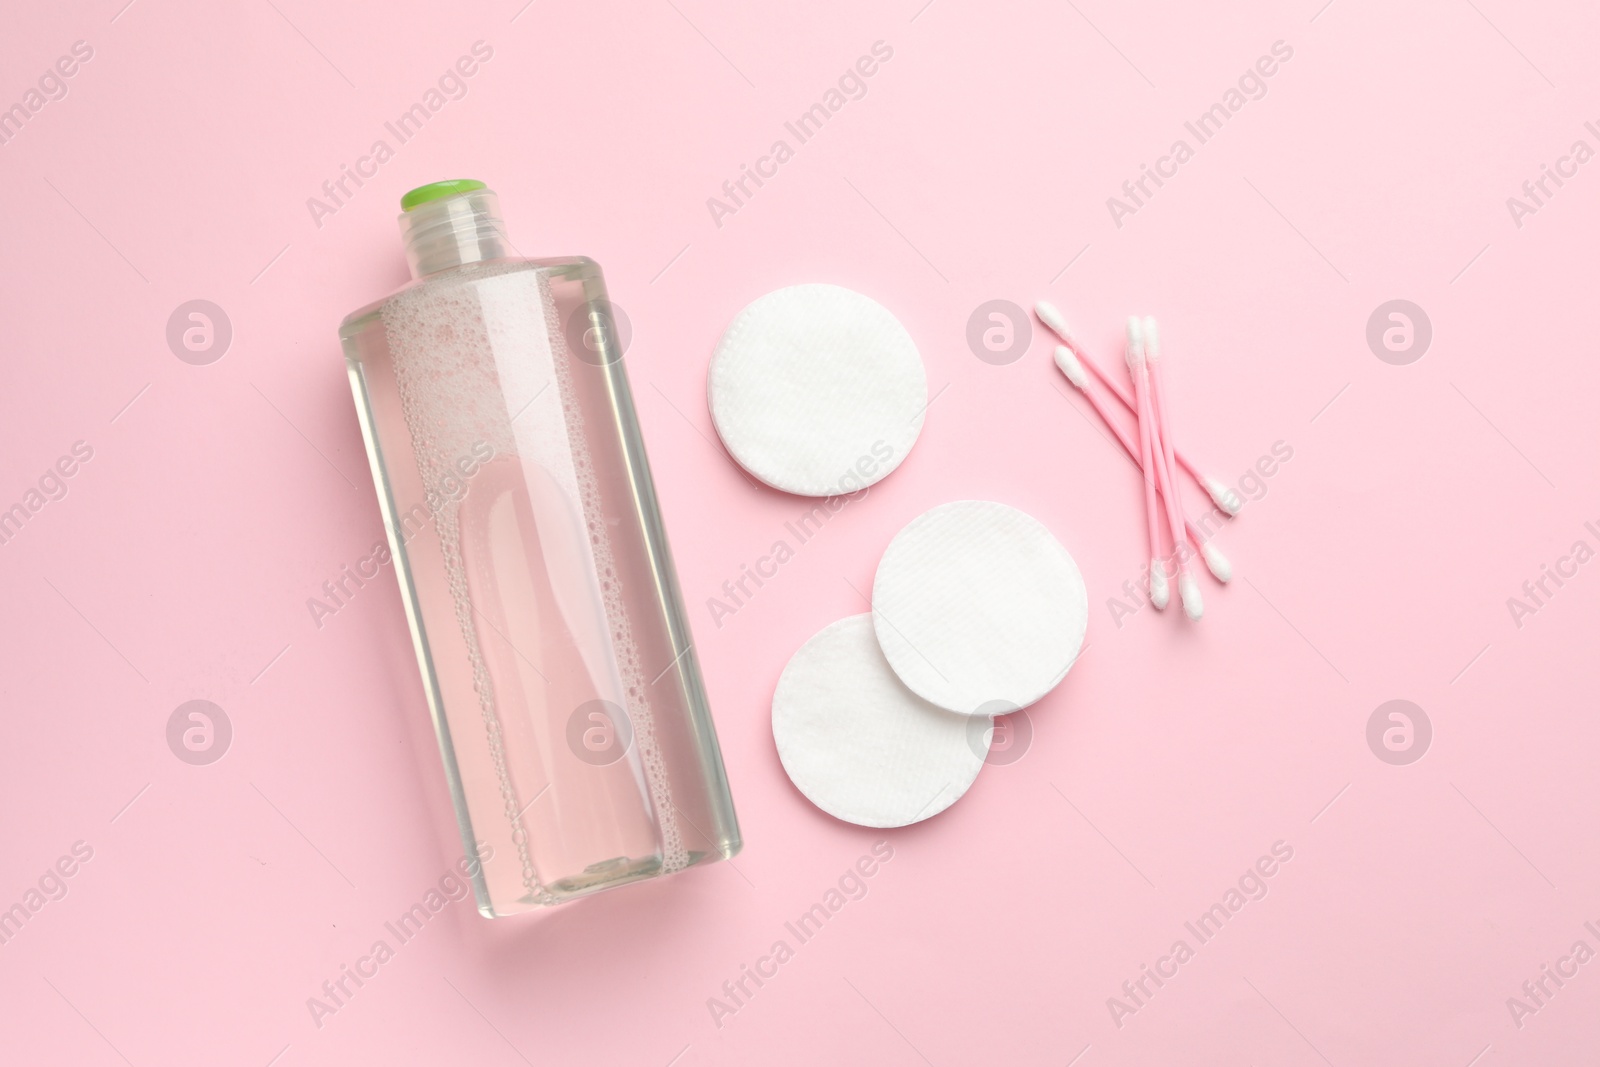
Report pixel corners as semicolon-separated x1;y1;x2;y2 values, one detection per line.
708;284;926;496
772;615;989;828
872;501;1088;715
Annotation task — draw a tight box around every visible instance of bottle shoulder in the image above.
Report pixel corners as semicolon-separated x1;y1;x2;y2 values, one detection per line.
338;255;602;342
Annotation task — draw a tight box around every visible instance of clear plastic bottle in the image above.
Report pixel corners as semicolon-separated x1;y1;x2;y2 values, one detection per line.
338;180;740;914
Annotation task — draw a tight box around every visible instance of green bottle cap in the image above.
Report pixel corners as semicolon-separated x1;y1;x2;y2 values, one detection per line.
400;179;488;212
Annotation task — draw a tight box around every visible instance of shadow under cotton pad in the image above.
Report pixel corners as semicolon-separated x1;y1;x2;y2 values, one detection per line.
772;615;990;828
872;500;1088;715
707;283;926;497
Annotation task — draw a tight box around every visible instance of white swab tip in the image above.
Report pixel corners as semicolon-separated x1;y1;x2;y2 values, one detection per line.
1200;542;1232;583
1149;561;1169;609
1124;316;1145;366
1034;299;1070;338
1142;316;1161;361
1179;575;1204;621
1053;345;1088;389
1204;475;1243;515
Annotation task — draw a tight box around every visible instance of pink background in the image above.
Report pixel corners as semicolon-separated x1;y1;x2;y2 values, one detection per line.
3;0;1598;1064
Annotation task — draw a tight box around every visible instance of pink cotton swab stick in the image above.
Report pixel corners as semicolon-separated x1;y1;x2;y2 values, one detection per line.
1054;344;1231;583
1036;300;1242;517
1142;316;1203;621
1125;317;1169;610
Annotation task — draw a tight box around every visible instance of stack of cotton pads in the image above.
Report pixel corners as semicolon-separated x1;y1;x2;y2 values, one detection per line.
773;501;1088;828
706;284;1087;828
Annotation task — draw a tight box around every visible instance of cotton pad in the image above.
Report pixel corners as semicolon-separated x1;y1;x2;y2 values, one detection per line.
872;501;1087;715
772;614;989;828
708;284;926;496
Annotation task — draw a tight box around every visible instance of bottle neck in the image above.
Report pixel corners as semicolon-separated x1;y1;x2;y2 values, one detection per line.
400;190;509;277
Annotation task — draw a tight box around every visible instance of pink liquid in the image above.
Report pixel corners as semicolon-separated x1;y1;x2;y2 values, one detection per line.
457;454;662;896
342;254;738;915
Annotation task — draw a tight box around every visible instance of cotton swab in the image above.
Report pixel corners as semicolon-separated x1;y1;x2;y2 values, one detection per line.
1125;318;1169;610
1037;300;1241;516
1142;317;1202;622
1055;345;1231;583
